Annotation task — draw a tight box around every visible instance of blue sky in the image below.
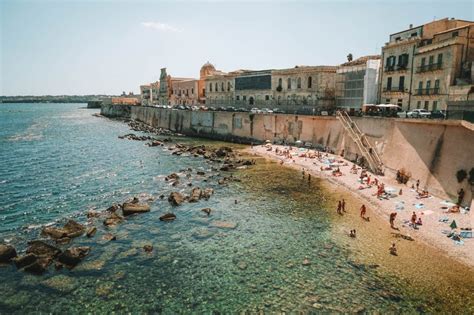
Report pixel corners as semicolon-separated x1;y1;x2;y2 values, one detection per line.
1;0;472;95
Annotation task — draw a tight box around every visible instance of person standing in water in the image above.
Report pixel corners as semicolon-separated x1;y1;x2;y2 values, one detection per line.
360;204;366;218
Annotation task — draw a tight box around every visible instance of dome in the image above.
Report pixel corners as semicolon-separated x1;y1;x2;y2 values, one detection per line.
200;61;216;78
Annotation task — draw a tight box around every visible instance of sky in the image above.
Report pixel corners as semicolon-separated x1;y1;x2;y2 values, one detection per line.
1;0;472;96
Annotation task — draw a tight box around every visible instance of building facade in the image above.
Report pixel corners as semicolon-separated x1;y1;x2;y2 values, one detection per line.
335;56;381;109
169;79;199;106
380;18;473;110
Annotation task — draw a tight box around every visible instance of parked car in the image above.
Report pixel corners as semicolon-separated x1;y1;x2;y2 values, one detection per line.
176;105;186;110
191;106;199;111
199;106;208;111
273;108;285;114
250;108;262;114
216;106;226;111
226;107;237;112
261;108;273;113
430;110;446;119
237;107;250;112
397;108;431;118
208;107;216;111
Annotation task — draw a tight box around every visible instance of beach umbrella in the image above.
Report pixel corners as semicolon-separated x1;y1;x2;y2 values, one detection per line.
295;140;302;144
265;140;271;143
450;220;457;229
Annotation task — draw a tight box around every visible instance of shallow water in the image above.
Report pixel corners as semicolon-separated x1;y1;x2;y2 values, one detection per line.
0;103;469;313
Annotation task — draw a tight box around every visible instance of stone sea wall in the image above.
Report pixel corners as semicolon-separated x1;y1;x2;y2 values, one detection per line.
105;105;473;202
100;104;131;118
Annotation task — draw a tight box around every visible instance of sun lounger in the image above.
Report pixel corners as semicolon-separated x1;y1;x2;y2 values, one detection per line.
460;230;473;238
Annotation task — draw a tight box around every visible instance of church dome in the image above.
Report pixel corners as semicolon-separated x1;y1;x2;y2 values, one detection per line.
200;62;216;78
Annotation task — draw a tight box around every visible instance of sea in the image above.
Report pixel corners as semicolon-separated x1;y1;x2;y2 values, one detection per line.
0;103;465;313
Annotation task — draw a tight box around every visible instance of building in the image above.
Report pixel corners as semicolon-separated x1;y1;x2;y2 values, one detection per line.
271;66;337;112
335;55;381;110
169;79;199;106
234;70;273;107
380;18;473;110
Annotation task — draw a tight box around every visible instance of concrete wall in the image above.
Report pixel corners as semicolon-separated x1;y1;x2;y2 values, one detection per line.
128;106;474;202
100;104;132;118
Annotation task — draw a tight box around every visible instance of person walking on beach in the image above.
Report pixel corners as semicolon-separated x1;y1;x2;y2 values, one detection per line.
337;201;342;215
360;204;366;218
411;212;417;228
416;179;420;192
389;212;397;229
457;188;465;205
342;199;346;212
308;174;311;184
390;243;397;256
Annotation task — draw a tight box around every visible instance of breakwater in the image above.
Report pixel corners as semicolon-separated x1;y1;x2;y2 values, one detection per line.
101;104;474;202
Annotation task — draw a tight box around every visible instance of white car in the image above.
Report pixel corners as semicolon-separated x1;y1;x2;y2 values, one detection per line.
250;108;262;114
397;109;431;118
261;108;273;113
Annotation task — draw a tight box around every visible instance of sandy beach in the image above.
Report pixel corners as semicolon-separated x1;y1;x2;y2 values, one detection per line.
251;144;474;269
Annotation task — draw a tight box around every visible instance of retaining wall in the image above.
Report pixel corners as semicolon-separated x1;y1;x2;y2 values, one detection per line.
128;106;474;203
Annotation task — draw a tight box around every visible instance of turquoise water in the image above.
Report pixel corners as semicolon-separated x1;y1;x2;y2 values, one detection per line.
0;103;449;313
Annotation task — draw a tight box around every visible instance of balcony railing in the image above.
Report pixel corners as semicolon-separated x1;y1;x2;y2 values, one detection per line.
415;88;440;95
416;62;442;73
384;66;395;72
384;64;408;72
383;86;406;93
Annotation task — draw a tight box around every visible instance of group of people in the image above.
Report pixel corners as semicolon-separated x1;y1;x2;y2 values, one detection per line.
336;199;346;215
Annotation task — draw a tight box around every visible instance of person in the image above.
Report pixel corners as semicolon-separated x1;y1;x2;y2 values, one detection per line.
389;212;397;229
399;188;403;195
342;199;346;212
337;200;342;215
416;179;420;192
390;243;398;256
374;178;378;187
308;174;311;183
350;229;356;238
367;175;371;186
457;188;465;205
360;204;366;218
416;217;422;225
411;212;417;227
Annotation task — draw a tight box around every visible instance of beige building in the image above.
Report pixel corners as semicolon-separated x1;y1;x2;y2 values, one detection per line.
204;68;236;106
380;18;473;110
169;79;199;106
140;81;160;106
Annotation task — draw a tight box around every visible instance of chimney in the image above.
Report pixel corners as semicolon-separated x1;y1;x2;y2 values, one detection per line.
409;24;413;29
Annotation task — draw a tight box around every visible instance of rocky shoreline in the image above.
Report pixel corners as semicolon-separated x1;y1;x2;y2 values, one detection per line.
0;120;256;276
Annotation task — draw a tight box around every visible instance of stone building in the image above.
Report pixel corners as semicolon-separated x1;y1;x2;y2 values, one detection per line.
234;70;273;107
140;81;160;106
271;66;337;112
169;79;199;106
335;56;381;110
380;18;473;110
205;69;238;106
158;68;171;105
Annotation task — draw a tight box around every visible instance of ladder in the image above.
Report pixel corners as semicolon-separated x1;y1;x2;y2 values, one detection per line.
336;111;384;175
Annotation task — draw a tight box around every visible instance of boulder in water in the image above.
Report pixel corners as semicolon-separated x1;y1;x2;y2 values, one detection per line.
159;213;176;222
26;240;61;258
188;187;202;203
0;244;17;263
86;227;97;238
202;188;214;200
143;245;153;252
122;202;151;216
168;192;185;206
201;208;212;216
57;246;90;269
165;173;180;181
103;212;123;226
41;220;85;240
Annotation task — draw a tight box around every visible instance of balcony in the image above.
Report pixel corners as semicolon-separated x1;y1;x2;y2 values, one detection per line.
383;86;407;93
415;88;440;95
384;66;395;72
416;62;442;73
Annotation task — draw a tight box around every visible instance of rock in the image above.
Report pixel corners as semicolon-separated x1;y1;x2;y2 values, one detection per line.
87;210;101;218
165;173;180;181
159;213;176;222
42;275;77;293
106;204;119;212
0;244;17;263
242;160;253;166
41;220;85;240
215;146;232;157
24;257;52;274
218;179;227;185
26;240;61;258
102;233;116;241
41;227;68;240
122;202;151;216
201;208;212;216
13;253;37;269
57;246;90;268
220;165;230;171
302;258;311;266
210;221;237;229
103;212;123;226
86;227;97;238
196;171;206;175
168;192;185;206
188;187;202;203
237;261;248;270
202;188;214;200
143;245;153;252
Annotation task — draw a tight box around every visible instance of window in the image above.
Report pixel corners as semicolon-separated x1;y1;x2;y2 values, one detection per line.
209;84;212;92
221;82;224;92
418;81;423;94
411;32;417;37
395;36;401;41
215;83;218;91
308;76;312;88
397;99;403;106
417;101;421;108
297;77;301;89
265;95;270;101
191;88;194;94
243;96;247;101
227;82;231;91
236;95;240;101
398;54;409;68
421;57;426;67
424;101;429;109
437;53;443;65
287;78;291;89
452;31;459;38
429;55;434;65
433;101;438;111
426;80;431;92
387;77;392;90
186;89;189;96
385;98;390;104
399;76;405;90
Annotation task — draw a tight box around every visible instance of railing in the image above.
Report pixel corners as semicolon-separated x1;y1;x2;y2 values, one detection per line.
384;66;395;72
336;111;384;175
383;87;406;92
384;65;408;72
415;88;440;95
416;62;442;73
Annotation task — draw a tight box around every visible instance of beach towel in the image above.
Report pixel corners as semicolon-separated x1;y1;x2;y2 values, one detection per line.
438;216;449;223
414;203;425;209
460;231;473;238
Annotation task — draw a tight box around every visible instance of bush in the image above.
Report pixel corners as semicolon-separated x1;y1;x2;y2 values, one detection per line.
468;168;474;185
456;169;467;183
396;168;411;184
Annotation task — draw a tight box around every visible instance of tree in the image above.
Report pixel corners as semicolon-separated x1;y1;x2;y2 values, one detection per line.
347;53;353;62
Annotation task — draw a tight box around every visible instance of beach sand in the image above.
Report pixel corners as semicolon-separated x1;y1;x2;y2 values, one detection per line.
250;144;474;310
